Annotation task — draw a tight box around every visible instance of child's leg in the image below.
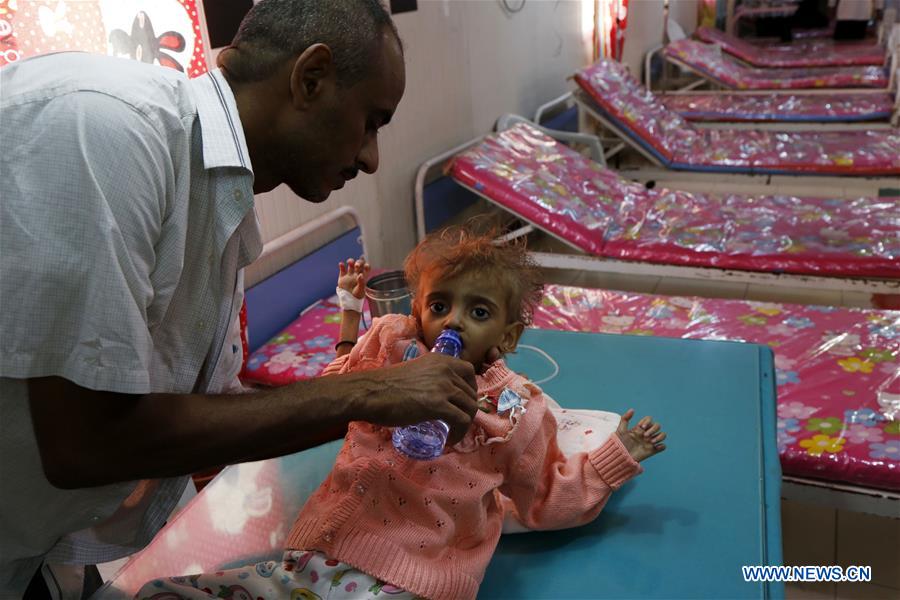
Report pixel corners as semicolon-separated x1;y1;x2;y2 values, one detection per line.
134;550;421;600
134;557;292;600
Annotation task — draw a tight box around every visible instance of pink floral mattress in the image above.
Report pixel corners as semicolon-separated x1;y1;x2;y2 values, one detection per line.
575;60;900;175
240;287;900;490
695;26;886;67
241;295;371;387
663;39;889;89
447;123;899;277
660;92;894;122
532;285;900;491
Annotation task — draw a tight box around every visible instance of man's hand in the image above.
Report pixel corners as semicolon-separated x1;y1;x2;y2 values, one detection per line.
615;408;667;463
347;352;478;445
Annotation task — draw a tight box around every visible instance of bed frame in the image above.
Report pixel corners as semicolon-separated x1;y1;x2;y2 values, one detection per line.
414;116;900;303
646;26;900;110
647;21;900;89
244;206;366;352
571;87;900;188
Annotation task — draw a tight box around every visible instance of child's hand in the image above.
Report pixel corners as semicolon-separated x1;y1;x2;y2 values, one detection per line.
616;409;666;463
337;258;370;299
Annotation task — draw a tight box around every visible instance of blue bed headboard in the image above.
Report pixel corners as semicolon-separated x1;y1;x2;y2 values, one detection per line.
245;227;363;352
539;105;578;132
420;107;580;235
423;176;480;234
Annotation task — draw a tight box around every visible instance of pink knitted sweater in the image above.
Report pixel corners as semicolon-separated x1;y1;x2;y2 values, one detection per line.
285;314;642;600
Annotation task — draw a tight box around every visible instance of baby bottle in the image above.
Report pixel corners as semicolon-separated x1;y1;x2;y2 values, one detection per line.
392;329;462;460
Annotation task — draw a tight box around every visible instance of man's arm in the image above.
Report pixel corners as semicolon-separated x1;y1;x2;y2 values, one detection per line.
28;353;477;489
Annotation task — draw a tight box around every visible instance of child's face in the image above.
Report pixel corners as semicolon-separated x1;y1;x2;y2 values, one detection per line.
416;269;524;372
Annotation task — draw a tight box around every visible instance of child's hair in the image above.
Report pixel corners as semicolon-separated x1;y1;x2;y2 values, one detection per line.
403;224;544;325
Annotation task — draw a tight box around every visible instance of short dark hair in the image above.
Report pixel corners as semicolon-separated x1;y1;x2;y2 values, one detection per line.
224;0;402;86
404;225;544;326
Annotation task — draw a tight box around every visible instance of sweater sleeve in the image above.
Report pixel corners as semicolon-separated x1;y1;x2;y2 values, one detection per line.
320;314;418;376
498;398;642;531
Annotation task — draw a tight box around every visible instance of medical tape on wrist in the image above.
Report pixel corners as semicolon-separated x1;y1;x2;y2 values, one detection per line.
336;287;364;313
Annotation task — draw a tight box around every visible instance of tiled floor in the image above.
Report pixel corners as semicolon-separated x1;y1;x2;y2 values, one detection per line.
782;499;900;600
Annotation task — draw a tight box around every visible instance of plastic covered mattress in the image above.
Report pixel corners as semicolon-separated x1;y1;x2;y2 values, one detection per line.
447;123;899;277
660;92;895;122
240;287;900;491
532;285;900;491
695;26;887;67
241;294;370;387
663;39;889;89
575;60;900;175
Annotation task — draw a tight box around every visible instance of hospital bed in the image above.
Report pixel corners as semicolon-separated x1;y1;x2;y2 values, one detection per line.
94;208;786;599
725;0;802;37
659;91;899;127
415;119;898;306
660;38;896;91
694;24;891;67
240;264;900;499
98;335;784;599
642;21;900;127
412;116;899;488
543;86;898;132
93;202;900;598
572;59;900;177
240;271;899;499
724;0;891;40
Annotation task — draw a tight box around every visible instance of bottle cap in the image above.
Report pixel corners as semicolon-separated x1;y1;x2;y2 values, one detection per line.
436;329;462;345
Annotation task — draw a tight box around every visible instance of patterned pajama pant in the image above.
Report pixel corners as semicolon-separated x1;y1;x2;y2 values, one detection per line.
135;550;420;600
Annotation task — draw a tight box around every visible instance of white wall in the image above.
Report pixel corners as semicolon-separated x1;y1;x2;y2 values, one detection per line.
620;0;698;75
621;0;665;73
669;0;700;36
249;0;591;279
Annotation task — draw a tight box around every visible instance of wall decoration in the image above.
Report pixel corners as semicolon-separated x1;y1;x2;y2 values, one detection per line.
0;0;208;76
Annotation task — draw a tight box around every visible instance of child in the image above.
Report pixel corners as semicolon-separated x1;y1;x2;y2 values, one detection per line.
138;226;666;600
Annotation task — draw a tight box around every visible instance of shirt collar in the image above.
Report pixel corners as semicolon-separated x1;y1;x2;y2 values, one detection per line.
190;69;253;173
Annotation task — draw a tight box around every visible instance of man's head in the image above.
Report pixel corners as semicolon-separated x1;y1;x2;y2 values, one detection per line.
219;0;405;199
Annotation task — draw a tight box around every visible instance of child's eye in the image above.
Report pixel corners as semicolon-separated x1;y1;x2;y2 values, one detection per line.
429;302;447;315
472;307;491;320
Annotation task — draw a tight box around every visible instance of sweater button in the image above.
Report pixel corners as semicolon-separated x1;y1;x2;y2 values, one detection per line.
324;531;334;542
356;484;366;496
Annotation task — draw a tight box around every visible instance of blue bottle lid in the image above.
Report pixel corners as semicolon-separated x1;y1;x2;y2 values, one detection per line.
432;329;462;357
436;329;462;344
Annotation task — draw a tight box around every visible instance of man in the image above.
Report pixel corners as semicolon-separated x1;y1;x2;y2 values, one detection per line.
0;1;478;597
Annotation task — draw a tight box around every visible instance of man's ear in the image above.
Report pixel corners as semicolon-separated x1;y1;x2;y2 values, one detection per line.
215;46;232;70
289;43;334;110
500;322;525;354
